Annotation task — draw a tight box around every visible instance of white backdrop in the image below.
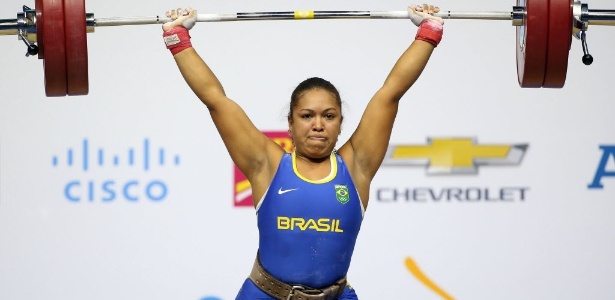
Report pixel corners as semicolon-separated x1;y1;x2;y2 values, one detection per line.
1;0;614;299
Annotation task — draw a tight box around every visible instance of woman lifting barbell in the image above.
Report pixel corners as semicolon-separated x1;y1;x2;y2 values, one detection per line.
162;4;443;299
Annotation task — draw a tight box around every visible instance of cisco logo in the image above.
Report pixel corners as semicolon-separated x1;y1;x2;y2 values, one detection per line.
52;138;181;203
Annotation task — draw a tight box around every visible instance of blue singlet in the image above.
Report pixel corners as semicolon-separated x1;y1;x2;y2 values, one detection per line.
236;152;364;299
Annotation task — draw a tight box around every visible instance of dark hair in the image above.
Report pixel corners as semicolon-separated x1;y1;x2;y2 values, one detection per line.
288;77;342;121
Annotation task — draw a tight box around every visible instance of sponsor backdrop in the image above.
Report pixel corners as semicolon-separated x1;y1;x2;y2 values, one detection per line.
1;0;614;299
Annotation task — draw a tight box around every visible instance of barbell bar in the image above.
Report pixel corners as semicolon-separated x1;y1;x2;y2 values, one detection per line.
1;0;614;97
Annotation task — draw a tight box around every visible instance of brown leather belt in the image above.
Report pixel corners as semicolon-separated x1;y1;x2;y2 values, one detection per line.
248;256;347;300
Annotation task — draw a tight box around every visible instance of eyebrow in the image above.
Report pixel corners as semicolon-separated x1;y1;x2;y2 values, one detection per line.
298;108;339;113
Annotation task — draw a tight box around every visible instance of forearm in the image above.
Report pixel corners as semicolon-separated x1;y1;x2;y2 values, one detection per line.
173;48;226;106
382;40;435;100
381;7;443;101
162;8;226;107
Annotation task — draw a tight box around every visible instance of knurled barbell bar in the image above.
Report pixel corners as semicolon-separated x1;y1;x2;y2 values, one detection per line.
1;0;614;97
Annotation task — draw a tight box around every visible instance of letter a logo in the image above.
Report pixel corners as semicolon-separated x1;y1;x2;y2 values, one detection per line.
588;145;615;189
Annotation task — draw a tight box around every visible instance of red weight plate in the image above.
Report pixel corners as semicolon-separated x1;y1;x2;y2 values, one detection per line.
516;0;549;88
35;0;44;59
543;0;572;88
64;0;89;95
42;0;68;96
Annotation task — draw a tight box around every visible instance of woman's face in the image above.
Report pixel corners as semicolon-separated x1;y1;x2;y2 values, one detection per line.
288;88;342;160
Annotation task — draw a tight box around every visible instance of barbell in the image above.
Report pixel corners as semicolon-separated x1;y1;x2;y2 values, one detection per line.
1;0;614;97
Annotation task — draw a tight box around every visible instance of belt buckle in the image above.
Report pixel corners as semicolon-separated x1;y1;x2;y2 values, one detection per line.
287;285;305;300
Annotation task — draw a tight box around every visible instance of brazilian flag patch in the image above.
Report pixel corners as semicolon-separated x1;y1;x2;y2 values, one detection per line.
335;184;350;204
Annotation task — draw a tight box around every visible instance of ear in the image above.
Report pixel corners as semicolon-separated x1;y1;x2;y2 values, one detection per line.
287;116;293;132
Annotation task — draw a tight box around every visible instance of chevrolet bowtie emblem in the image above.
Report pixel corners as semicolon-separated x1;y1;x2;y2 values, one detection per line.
383;138;528;175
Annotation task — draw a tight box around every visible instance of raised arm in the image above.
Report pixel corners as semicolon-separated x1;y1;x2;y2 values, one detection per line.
339;5;444;194
163;9;284;192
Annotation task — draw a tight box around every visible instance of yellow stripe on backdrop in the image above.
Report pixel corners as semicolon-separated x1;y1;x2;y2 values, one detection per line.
405;257;455;300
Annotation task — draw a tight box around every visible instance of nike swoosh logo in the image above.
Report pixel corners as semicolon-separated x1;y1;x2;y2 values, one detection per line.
278;188;299;195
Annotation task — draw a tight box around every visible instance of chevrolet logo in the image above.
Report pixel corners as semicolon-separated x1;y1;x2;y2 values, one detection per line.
383;138;528;175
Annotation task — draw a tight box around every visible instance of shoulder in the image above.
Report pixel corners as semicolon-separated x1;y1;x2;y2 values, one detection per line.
336;144;354;170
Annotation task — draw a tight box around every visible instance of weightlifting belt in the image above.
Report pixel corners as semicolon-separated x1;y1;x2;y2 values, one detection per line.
249;257;347;300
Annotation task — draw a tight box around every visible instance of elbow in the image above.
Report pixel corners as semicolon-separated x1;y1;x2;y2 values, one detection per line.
378;85;406;103
195;89;227;109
